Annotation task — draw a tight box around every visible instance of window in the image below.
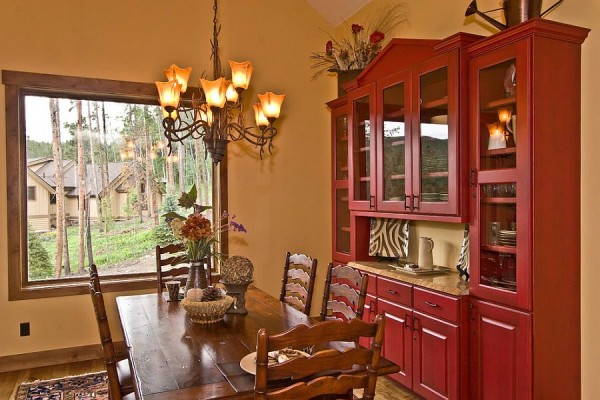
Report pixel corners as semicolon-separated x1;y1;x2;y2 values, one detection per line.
3;70;227;300
27;186;36;201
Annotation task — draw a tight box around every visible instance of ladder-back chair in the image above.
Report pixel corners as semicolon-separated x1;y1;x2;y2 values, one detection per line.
254;315;386;400
279;252;318;315
89;264;135;400
319;263;369;322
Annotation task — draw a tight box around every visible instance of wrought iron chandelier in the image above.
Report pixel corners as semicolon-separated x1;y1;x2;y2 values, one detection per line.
155;0;285;164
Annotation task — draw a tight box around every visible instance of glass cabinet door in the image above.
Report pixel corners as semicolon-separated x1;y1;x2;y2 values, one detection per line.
413;53;458;215
469;42;531;310
335;187;350;255
332;105;351;262
479;182;517;292
377;71;411;212
478;59;518;171
335;114;349;181
349;84;376;211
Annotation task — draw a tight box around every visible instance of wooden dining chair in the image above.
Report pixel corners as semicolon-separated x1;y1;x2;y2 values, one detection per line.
88;265;136;400
279;252;318;315
254;315;385;400
319;263;369;322
156;243;189;294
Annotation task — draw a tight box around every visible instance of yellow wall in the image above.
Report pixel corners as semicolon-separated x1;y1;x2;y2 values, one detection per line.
1;0;599;397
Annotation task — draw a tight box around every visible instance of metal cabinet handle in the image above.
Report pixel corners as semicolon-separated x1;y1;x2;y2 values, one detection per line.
412;316;420;333
424;301;438;308
470;168;477;186
404;314;412;330
404;194;411;210
387;289;398;295
369;195;375;209
413;194;420;210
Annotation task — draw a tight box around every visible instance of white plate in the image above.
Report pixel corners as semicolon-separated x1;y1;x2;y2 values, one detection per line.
240;350;309;375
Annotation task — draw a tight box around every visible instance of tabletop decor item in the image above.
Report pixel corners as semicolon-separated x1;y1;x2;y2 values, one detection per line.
181;286;234;324
308;4;407;79
165;184;246;295
456;225;470;281
465;0;564;31
221;255;254;314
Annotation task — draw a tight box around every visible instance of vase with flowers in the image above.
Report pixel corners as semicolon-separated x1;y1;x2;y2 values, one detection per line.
309;4;408;80
165;185;246;295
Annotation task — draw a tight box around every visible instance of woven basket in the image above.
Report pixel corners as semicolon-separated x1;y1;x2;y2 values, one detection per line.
181;295;235;324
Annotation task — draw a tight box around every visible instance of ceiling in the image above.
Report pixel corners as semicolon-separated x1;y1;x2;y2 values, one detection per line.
305;0;372;26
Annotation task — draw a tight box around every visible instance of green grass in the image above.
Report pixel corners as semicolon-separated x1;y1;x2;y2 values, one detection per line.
37;218;158;278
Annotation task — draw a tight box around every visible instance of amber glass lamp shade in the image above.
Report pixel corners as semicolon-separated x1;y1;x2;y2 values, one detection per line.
258;92;285;119
253;103;269;128
225;81;239;103
229;61;253;91
200;78;227;109
497;108;512;125
156;80;181;119
163;64;192;93
197;104;214;126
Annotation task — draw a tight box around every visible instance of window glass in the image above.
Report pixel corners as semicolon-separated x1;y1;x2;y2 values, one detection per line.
24;95;213;282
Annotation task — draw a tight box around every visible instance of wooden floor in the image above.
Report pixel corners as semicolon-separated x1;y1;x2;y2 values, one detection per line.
0;359;417;399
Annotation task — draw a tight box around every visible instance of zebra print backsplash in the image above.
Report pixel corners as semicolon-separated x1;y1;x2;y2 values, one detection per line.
368;218;409;259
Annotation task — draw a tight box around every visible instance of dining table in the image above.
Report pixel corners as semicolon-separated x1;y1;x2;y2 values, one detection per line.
116;286;399;399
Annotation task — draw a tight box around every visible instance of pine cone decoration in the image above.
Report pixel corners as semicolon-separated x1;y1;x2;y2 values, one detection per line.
200;286;222;302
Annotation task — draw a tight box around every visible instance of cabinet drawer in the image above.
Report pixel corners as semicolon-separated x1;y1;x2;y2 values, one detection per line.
413;287;460;323
377;276;412;306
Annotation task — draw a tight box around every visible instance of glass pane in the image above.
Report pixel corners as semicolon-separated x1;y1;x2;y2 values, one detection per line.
353;95;371;201
479;59;517;170
479;182;517;292
382;82;406;202
25;95;213;281
336;188;350;254
420;67;449;203
335;114;349;180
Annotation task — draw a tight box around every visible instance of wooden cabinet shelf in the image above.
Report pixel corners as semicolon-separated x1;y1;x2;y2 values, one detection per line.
481;244;517;254
390;174;406;180
391;140;405;147
422;171;449;178
386;109;406;118
421;97;448;110
482;96;516;111
339;226;351;233
481;147;516;157
481;197;516;204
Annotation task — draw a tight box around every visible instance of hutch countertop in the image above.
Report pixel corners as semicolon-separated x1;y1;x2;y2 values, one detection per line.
349;261;468;296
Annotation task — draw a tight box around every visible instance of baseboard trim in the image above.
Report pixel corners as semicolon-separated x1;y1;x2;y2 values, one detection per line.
0;341;127;373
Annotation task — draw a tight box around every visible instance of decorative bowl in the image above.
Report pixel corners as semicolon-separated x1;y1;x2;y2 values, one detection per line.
181;295;235;324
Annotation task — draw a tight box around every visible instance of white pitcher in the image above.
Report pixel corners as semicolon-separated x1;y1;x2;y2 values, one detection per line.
418;237;435;270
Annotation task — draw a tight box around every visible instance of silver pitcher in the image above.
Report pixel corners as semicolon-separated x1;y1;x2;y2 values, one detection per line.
465;0;564;31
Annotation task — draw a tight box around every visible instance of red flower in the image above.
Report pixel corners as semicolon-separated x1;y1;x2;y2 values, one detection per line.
325;40;333;55
351;24;363;34
369;31;385;44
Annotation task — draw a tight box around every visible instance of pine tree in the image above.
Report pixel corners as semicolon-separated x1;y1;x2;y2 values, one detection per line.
28;224;52;280
153;194;179;246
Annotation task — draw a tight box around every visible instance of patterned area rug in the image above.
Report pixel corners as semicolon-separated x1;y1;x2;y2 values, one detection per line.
16;371;108;400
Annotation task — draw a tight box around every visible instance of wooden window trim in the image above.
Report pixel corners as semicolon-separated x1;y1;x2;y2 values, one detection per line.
2;70;227;300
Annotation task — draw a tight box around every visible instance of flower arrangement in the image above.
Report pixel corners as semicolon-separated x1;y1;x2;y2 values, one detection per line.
309;4;408;79
164;185;246;262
